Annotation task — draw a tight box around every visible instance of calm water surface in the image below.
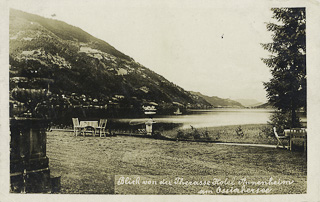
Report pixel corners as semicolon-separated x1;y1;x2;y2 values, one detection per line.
116;108;275;129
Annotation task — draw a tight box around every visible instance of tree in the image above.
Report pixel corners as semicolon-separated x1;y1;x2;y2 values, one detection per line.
261;8;306;128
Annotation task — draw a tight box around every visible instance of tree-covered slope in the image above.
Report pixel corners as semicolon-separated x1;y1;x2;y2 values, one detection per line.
9;9;211;117
189;91;244;108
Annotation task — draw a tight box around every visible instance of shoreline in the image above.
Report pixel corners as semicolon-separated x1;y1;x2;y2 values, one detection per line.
51;123;277;145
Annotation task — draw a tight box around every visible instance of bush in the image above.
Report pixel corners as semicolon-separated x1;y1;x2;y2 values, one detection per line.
152;131;165;139
176;130;194;140
176;126;213;141
192;128;201;140
202;130;213;141
260;125;274;139
235;126;245;138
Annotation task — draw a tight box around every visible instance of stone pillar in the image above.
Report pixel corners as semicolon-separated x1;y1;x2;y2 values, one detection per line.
10;118;52;193
145;118;155;135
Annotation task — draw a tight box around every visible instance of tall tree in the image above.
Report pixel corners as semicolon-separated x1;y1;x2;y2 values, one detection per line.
262;8;306;128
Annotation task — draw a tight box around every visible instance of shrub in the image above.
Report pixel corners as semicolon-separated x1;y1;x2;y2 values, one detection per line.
176;130;193;140
152;131;166;139
260;125;274;139
176;126;213;141
202;130;213;141
191;127;201;140
235;126;245;138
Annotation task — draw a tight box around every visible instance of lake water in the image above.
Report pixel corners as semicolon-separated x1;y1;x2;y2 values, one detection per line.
116;108;275;129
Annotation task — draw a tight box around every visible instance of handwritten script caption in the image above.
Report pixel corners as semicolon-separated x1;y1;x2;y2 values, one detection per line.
114;175;295;195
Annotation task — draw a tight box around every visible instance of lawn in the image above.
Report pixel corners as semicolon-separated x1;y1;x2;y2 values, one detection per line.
46;125;307;195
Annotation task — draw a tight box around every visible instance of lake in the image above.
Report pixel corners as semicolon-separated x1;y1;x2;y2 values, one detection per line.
115;108;275;129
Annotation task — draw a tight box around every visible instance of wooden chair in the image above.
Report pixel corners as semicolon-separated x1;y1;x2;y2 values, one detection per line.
273;127;289;149
72;118;84;136
285;128;307;151
96;119;108;137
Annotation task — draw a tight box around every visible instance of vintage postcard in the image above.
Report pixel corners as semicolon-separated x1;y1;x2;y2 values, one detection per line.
1;0;320;201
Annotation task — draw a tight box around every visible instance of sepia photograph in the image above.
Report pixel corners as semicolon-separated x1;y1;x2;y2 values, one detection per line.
1;0;320;201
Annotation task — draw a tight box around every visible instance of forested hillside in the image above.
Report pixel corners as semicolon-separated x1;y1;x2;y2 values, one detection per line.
190;91;243;108
9;9;211;119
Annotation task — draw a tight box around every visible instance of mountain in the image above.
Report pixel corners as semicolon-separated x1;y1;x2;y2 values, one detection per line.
254;102;275;109
9;9;211;117
234;99;263;107
189;92;244;108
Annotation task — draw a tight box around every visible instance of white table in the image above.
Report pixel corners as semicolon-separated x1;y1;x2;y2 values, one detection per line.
80;121;99;136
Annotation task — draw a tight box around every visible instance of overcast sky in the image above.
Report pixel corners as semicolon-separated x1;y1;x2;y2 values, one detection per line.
9;0;280;102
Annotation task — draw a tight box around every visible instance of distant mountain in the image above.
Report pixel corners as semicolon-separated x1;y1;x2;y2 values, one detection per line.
9;9;211;117
235;99;263;107
254;102;275;109
189;92;244;108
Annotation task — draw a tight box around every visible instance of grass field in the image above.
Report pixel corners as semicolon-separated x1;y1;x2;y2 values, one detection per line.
46;124;307;194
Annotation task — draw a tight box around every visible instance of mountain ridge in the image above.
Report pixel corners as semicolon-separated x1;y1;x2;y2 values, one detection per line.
234;99;263;107
189;91;244;108
10;9;132;60
9;9;211;117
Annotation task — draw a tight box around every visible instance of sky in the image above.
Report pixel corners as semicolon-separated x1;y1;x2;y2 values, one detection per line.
8;0;280;103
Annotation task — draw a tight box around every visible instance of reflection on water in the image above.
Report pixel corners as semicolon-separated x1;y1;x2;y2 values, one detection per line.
115;108;275;129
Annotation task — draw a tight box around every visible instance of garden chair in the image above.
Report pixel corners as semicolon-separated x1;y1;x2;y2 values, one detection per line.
72;118;84;136
96;119;108;137
138;128;146;134
273;127;289;149
284;128;307;151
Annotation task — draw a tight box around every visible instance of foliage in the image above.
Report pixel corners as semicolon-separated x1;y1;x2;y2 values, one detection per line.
152;131;168;139
268;110;301;133
10;9;130;60
162;124;278;145
235;126;245;138
176;126;213;141
176;130;192;140
259;125;275;139
9;8;212;121
261;8;306;128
